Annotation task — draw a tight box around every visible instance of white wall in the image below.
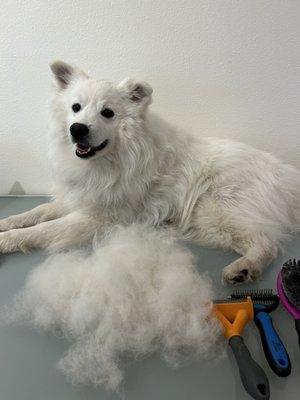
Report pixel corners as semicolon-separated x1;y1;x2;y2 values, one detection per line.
0;0;299;195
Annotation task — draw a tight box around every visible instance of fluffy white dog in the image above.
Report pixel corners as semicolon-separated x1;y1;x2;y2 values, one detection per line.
0;61;299;284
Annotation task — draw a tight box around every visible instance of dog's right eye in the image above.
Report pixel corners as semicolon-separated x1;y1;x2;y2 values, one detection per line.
72;103;81;113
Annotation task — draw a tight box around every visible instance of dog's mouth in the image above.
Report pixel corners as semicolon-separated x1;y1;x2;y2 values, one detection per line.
75;140;109;158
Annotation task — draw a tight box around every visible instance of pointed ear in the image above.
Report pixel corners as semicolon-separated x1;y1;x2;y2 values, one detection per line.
118;78;153;104
50;60;88;90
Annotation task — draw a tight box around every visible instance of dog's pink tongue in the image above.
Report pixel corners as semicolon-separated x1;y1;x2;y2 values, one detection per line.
76;143;91;153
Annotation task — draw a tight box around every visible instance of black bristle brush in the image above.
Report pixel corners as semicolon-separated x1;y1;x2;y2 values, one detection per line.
277;258;300;347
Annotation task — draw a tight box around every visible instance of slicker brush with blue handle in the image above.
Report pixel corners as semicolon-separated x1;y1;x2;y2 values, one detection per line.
228;289;291;377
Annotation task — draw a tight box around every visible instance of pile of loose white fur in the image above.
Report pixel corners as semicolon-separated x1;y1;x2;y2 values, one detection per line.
3;224;221;390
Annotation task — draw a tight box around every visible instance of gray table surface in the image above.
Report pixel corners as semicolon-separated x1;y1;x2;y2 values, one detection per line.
0;197;299;400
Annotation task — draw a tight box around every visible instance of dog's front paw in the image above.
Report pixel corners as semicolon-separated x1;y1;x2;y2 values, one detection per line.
0;231;30;254
0;218;14;232
0;232;14;253
222;258;261;285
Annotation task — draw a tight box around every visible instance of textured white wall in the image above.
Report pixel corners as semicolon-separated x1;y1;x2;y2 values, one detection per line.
0;0;299;194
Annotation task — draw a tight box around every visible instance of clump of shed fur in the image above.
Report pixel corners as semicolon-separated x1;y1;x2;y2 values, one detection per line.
4;224;221;390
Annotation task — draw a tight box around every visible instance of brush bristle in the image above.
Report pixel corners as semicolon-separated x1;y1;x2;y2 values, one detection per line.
283;258;300;267
281;259;300;308
228;289;278;303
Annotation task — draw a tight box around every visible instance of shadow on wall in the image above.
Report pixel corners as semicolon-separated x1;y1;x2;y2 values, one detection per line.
8;182;26;196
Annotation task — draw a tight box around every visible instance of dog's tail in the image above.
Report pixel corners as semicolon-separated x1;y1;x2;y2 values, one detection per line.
281;163;300;232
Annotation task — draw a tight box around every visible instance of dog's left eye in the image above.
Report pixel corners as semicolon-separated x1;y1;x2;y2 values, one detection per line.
101;108;115;119
72;103;81;113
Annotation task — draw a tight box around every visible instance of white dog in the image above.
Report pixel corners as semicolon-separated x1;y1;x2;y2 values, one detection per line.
0;61;299;284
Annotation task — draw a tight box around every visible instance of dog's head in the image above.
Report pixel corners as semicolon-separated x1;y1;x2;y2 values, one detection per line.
50;61;152;160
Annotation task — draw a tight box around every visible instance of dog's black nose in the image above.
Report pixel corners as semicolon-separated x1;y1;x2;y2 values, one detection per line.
70;123;89;140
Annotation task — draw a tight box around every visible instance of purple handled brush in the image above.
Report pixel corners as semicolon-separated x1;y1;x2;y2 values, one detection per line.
277;259;300;347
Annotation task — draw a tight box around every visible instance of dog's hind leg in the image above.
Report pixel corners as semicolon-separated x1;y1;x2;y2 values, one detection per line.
0;211;104;253
0;201;63;232
222;233;278;285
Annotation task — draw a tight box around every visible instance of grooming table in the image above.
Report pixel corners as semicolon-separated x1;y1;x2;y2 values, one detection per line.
0;197;299;400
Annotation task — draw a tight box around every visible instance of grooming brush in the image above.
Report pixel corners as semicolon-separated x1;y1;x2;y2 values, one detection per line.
228;289;291;377
277;259;300;346
214;297;270;400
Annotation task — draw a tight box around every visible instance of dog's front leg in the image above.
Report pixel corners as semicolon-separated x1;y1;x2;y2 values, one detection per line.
0;201;64;232
0;212;104;253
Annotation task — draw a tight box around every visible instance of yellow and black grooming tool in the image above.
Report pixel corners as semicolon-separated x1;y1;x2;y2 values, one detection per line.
214;297;270;400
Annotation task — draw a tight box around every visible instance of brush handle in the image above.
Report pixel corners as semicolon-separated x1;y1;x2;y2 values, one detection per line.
254;311;291;377
295;319;300;347
229;335;270;400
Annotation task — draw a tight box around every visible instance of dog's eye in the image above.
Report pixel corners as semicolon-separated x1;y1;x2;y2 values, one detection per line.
101;108;114;119
72;103;81;113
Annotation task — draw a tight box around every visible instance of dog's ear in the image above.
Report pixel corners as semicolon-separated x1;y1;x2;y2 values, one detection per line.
50;60;88;90
118;78;153;104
